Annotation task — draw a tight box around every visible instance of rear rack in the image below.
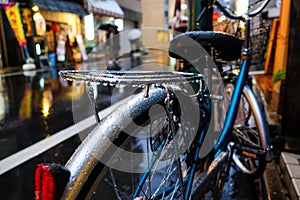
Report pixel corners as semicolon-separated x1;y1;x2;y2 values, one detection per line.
59;70;204;87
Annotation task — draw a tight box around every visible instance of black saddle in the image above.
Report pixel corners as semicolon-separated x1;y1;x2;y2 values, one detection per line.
169;31;242;61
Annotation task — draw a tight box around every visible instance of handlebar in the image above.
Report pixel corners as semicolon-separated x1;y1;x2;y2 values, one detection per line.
216;0;270;20
198;0;270;22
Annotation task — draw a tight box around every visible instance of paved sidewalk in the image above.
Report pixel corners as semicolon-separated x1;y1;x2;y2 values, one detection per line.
280;152;300;200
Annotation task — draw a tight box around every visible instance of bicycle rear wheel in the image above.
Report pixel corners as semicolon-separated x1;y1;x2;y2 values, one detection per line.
61;87;206;200
223;83;271;178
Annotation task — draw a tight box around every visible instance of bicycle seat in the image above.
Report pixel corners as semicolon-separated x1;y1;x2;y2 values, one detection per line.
169;31;242;61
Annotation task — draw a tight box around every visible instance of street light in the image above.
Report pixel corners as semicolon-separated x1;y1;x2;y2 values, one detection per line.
32;5;39;12
181;3;187;10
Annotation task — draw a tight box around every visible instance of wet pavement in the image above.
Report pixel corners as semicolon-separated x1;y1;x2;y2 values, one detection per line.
0;66;81;199
0;49;287;199
0;61;124;199
0;67;264;199
0;67;73;159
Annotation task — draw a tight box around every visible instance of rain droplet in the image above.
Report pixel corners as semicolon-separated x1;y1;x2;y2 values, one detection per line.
76;81;82;87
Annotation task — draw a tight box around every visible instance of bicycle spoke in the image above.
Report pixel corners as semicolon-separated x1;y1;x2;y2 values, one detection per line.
233;128;259;147
108;168;122;200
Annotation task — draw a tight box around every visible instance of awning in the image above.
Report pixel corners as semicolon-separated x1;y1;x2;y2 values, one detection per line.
87;0;124;18
32;0;88;17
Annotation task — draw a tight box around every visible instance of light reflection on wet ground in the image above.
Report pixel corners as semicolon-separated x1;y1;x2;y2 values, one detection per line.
0;57;144;199
0;67;75;159
0;47;266;199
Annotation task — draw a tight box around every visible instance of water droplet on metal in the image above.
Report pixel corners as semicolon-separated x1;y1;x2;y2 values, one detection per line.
86;82;95;102
76;81;82;87
109;82;115;87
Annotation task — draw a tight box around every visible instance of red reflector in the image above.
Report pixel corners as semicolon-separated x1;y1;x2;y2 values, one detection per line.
35;164;55;200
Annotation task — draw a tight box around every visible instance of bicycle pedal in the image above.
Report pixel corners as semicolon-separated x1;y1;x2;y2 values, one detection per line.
235;145;266;159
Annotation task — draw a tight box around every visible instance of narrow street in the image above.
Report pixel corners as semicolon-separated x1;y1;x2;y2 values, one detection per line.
1;0;299;199
0;63;287;199
0;64;123;199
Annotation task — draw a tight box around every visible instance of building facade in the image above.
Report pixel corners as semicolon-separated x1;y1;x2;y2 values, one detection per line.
0;0;141;68
117;0;142;30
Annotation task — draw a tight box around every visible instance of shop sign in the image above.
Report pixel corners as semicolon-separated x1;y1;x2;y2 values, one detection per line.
3;3;27;47
33;12;46;36
56;34;66;62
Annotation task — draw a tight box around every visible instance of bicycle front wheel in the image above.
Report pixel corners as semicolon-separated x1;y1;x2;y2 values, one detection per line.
223;83;271;178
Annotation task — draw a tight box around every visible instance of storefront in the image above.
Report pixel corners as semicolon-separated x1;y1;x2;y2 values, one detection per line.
0;3;28;68
117;0;142;30
84;0;124;49
31;0;87;66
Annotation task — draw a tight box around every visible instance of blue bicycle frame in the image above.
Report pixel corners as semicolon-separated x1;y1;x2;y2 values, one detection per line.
133;14;272;199
132;0;274;195
214;16;271;155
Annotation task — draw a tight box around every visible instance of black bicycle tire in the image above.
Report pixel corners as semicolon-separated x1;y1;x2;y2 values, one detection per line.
236;84;269;178
222;83;269;178
60;88;167;199
60;87;206;200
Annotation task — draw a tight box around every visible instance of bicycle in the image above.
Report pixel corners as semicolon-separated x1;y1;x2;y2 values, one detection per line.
35;0;272;199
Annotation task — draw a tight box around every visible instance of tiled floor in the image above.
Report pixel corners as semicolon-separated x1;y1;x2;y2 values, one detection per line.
280;152;300;199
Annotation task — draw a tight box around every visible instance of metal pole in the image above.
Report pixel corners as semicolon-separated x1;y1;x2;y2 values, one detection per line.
0;10;9;68
188;0;212;31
